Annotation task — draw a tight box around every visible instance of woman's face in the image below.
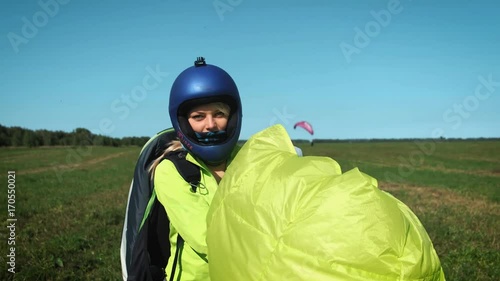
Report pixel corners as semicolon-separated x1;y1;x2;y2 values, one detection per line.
187;103;229;133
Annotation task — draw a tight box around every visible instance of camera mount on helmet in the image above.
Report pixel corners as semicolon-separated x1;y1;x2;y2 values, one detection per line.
195;57;206;67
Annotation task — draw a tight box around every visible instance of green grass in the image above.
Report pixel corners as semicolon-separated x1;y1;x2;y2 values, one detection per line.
0;146;138;281
1;141;499;280
297;141;500;201
386;187;500;281
0;146;126;173
297;140;500;280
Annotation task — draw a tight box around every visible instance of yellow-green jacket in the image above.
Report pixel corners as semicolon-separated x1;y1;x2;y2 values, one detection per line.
154;148;238;281
207;124;446;281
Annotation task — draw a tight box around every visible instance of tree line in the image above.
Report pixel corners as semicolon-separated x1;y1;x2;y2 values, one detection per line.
0;124;150;147
2;124;498;148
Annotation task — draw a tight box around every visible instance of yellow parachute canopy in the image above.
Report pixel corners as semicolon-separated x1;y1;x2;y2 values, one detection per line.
207;124;445;281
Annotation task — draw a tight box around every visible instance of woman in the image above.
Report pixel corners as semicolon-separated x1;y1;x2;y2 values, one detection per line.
148;57;242;281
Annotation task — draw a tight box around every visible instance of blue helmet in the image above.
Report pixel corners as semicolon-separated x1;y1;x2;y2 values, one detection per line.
169;57;242;165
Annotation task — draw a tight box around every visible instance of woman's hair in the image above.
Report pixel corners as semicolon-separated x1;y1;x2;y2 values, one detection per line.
148;140;183;179
148;102;231;179
188;102;231;117
216;102;231;116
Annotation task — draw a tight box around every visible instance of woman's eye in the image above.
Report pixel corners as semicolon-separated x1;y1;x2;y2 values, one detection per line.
191;114;204;120
214;112;226;118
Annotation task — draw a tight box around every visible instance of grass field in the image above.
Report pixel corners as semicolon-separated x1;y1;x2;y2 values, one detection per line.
0;140;499;280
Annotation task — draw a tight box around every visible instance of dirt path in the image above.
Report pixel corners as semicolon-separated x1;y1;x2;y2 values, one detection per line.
18;152;128;175
360;160;500;178
380;182;500;216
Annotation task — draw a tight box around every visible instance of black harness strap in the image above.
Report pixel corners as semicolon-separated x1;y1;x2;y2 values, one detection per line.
165;151;201;192
169;235;184;281
162;150;201;281
125;129;204;281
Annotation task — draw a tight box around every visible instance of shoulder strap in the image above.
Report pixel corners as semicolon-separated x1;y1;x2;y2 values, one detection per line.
164;150;201;193
155;150;200;280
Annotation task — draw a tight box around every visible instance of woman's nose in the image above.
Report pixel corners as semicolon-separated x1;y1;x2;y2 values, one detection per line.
205;115;217;130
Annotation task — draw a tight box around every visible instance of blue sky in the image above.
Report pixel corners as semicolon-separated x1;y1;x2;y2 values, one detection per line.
1;0;499;140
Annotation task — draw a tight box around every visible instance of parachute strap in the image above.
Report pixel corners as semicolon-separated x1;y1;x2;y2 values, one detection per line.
164;150;201;193
147;151;200;281
169;234;184;281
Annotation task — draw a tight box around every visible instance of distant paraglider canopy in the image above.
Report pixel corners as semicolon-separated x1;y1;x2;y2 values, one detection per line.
293;121;314;135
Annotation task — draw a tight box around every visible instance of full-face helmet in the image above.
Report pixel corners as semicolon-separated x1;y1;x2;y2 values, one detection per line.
169;57;242;165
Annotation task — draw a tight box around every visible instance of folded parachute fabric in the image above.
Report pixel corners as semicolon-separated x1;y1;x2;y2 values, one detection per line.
206;124;445;281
